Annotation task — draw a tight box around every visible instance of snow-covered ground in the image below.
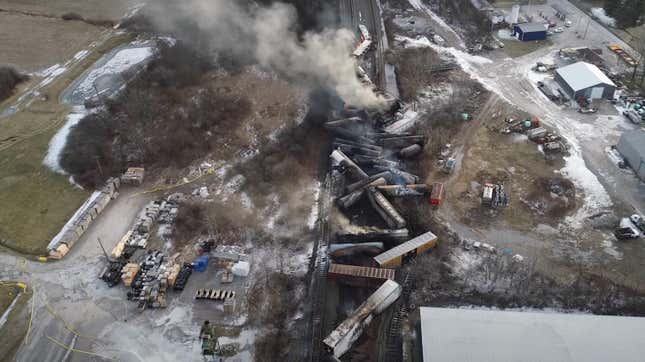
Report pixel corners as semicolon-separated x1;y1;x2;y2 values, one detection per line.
406;0;465;48
308;182;322;230
62;44;155;105
558;140;613;229
77;46;153;96
43;107;88;173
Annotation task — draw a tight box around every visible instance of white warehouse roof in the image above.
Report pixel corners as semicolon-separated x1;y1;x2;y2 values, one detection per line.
516;22;548;33
556;61;615;92
419;307;645;362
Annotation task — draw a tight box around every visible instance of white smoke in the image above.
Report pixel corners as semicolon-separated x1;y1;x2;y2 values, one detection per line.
591;8;616;27
146;0;386;109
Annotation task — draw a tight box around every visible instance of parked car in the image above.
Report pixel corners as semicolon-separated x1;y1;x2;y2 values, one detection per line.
578;107;598;114
565;20;572;27
554;27;564;33
623;109;643;124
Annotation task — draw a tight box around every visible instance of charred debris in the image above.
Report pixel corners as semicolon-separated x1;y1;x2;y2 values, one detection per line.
326;104;430;234
320;101;441;360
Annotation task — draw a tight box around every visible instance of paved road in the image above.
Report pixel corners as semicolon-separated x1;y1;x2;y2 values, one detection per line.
0;187;154;361
411;0;645;289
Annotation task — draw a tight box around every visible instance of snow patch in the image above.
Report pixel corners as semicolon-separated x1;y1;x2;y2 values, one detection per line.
395;34;432;48
43;107;88;173
73;49;90;61
406;0;465;48
75;46;154;97
559;140;612;229
38;64;68;87
600;238;623;260
307;182;321;230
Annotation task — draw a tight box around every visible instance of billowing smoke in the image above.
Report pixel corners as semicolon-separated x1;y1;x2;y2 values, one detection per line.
145;0;386;109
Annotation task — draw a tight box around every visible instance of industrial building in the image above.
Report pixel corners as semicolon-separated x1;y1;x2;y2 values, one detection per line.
555;61;616;100
417;307;645;362
617;130;645;181
512;23;547;41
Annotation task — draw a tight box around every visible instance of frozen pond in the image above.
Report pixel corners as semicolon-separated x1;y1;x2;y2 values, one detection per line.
60;41;156;106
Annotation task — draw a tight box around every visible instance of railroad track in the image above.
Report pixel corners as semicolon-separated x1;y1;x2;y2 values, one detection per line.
365;0;386;90
309;173;332;362
379;271;414;362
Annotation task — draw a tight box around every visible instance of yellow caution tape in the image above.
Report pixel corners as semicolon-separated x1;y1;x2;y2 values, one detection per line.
131;167;216;197
46;335;111;360
24;285;35;345
38;293;97;341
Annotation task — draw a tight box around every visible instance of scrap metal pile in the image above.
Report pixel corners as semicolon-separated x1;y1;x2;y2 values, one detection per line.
501;117;566;159
127;250;182;310
99;193;191;310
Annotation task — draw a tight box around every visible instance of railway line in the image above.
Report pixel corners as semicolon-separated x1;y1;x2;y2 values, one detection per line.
339;0;388;90
307;2;396;360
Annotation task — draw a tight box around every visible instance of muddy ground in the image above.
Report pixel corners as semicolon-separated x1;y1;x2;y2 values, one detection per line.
379;0;645;345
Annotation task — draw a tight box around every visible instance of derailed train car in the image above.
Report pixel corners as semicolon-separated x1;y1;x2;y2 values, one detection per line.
323;279;401;359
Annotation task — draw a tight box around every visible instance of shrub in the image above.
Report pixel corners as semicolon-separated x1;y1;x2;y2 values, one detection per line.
173;202;208;240
0;66;28;101
61;12;83;21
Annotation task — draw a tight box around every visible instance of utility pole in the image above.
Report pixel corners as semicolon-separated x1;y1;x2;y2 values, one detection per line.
95;157;104;178
527;0;532;19
97;237;109;259
583;16;591;40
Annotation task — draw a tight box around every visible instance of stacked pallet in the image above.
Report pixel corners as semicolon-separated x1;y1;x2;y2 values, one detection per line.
121;263;140;287
195;289;236;301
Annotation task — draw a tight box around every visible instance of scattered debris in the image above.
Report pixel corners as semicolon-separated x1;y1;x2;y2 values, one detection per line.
121;167;145;185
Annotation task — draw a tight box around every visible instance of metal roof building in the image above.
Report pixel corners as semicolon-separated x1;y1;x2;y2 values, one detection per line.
555;61;616;100
418;307;645;362
617;130;645;181
513;23;547;41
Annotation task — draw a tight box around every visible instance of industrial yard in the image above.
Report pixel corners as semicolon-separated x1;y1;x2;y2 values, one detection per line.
2;0;645;361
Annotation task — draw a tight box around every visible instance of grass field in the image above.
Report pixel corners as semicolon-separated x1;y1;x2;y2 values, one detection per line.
0;33;132;255
0;12;105;72
0;283;31;362
0;0;134;21
503;38;554;58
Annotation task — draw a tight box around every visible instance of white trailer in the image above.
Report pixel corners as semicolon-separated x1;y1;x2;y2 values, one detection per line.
323;279;401;358
353;24;372;57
